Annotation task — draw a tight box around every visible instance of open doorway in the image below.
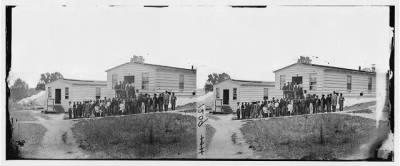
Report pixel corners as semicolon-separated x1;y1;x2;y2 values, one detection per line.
55;89;61;104
223;89;229;105
292;76;303;85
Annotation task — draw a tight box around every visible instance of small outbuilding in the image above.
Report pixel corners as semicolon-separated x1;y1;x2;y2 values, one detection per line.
213;79;280;111
45;78;107;111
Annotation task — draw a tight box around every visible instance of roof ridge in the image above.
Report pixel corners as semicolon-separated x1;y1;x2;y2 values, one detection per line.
105;62;195;72
231;79;273;83
62;78;107;82
274;62;376;73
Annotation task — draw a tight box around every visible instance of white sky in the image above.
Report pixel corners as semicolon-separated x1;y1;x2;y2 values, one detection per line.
9;5;391;88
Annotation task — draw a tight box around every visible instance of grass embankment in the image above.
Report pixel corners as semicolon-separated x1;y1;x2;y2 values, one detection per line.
72;113;197;159
344;101;376;111
13;123;47;158
10;110;37;121
176;102;196;113
205;124;216;151
240;114;390;160
9;105;47;159
349;109;373;114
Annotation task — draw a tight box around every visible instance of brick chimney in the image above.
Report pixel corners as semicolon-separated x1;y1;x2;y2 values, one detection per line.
130;55;145;64
371;64;376;72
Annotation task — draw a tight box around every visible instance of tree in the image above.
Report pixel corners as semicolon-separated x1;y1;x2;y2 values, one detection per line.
10;78;29;101
204;72;231;92
35;72;64;90
204;81;213;93
297;56;312;64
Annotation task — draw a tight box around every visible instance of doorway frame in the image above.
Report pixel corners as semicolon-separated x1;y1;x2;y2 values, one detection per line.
223;89;230;105
55;88;61;104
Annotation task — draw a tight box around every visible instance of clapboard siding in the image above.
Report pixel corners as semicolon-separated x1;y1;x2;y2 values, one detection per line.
323;70;376;97
45;79;107;109
45;80;70;109
70;85;104;101
213;81;240;110
239;87;265;102
106;63;157;96
155;69;196;96
106;62;197;97
213;80;280;111
274;63;325;97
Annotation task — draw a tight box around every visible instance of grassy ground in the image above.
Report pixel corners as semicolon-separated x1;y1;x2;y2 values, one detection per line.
9;110;37;121
205;124;216;151
176;102;196;112
240;113;390;160
9;107;47;158
72;113;197;159
10;109;51;121
13;123;47;158
349;109;373;114
344;101;376;111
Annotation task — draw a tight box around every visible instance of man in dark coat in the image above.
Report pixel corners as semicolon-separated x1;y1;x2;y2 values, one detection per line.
164;91;170;112
158;93;164;112
132;97;138;114
241;102;245;119
236;102;241;120
339;93;345;111
72;102;77;118
153;94;158;112
171;93;177;111
326;94;332;112
246;103;251;118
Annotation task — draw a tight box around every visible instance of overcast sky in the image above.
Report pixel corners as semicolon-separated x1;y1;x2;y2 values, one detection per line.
9;5;391;88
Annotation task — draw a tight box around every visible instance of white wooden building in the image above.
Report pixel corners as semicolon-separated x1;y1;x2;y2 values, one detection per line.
45;78;108;110
104;56;197;98
213;79;280;110
273;63;376;98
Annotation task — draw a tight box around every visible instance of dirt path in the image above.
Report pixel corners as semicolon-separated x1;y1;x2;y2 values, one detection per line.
205;114;255;159
28;111;88;159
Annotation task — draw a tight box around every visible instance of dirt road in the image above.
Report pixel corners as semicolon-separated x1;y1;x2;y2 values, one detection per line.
18;110;88;159
205;114;255;159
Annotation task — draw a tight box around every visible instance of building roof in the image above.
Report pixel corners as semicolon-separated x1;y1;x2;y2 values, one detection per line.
215;79;275;87
105;62;196;72
273;63;376;74
47;78;107;86
62;78;107;83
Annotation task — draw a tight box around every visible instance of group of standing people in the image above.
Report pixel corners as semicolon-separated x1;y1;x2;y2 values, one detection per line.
67;91;178;119
114;81;136;98
236;91;345;120
282;82;304;99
